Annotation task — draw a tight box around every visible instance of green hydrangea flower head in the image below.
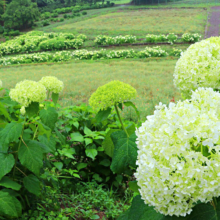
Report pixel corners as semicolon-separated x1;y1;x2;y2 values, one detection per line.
9;80;47;107
39;76;64;94
174;37;220;97
135;87;220;217
20;106;26;115
89;80;137;111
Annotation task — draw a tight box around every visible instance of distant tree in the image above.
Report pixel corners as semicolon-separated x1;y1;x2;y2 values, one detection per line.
3;0;40;30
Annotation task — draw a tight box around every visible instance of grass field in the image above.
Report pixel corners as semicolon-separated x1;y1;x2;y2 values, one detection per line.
0;58;181;120
39;8;207;37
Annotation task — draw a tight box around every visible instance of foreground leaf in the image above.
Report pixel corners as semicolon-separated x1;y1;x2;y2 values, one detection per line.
110;130;137;174
26;102;39;118
95;107;112;123
0;177;21;191
0;153;15;180
40;107;58;130
0;122;23;152
0;191;22;218
18;140;43;176
23;174;41;196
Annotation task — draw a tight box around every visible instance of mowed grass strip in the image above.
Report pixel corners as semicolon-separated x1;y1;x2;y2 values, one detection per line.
55;8;207;37
0;59;181;120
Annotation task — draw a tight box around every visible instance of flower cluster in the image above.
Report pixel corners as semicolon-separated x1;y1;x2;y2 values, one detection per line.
39;76;64;93
89;80;137;111
174;37;220;97
146;33;178;44
170;48;183;57
135;88;220;217
137;46;168;58
182;33;201;43
9;80;47;107
94;35;137;45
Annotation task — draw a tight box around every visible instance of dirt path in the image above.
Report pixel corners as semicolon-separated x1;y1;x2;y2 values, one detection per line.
206;6;220;38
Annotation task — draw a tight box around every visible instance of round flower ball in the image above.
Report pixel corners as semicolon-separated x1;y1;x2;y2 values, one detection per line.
9;80;47;107
89;80;137;111
39;76;64;94
135;87;220;217
174;37;220;97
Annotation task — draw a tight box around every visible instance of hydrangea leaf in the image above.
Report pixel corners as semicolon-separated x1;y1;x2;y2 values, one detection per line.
110;130;137;174
23;174;40;196
0;191;22;218
0;153;15;180
52;92;59;105
39;107;58;130
95;107;112;123
18;140;43;176
123;101;140;119
38;134;56;153
0;177;21;191
26;102;39;118
0;102;11;121
0;122;23;152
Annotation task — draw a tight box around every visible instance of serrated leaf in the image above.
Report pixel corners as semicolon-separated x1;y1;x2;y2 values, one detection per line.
0;177;21;191
84;126;93;136
23;174;41;196
36;122;51;139
85;138;93;146
126;123;136;136
0;122;23;152
0;191;22;218
95;107;112;123
26;102;39;118
0;153;15;181
110;131;137;174
52;92;59;105
53;162;63;171
38;135;56;153
70;132;84;142
18;140;43;176
102;129;119;158
40;107;58;130
124;101;140;119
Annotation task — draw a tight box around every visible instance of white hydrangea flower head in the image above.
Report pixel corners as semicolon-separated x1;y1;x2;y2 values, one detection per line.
135;87;220;217
174;37;220;97
39;76;64;94
20;106;26;115
9;80;47;107
0;80;2;88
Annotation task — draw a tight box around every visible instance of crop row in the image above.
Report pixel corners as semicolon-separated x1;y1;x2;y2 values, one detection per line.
0;47;183;66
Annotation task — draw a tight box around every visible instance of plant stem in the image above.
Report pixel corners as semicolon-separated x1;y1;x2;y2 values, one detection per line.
114;104;129;137
213;197;218;210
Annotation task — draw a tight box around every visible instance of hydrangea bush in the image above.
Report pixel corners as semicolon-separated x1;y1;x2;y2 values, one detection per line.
135;88;220;217
174;37;220;97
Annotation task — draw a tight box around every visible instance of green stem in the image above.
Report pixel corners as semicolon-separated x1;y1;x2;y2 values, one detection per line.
213;197;218;210
33;124;39;140
114;104;129;137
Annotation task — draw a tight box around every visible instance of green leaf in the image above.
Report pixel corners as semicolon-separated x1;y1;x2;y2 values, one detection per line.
0;153;15;181
110;131;137;174
26;102;39;118
85;148;97;160
55;127;66;145
0;191;22;218
116;175;123;184
38;135;56;153
52;92;59;105
85;138;93;146
84;126;93;136
70;121;79;129
18;140;43;176
99;159;111;167
0;102;11;121
126;123;136;136
53;162;63;171
23;174;41;196
77;163;87;171
102;129;119;158
70;132;84;142
58;148;75;159
0;122;23;152
36;122;51;139
129;181;140;193
124;101;140;119
95;107;112;123
40;107;58;130
0;177;21;191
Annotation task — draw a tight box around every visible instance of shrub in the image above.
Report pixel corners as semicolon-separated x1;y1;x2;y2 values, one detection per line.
63;14;68;18
51;12;58;18
75;13;81;17
42;12;51;19
42;20;50;26
82;11;87;15
182;33;201;43
0;26;4;34
72;8;80;13
60;18;64;22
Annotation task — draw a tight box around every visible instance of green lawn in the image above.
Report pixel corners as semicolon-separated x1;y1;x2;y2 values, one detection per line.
39;8;207;37
0;58;181;120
